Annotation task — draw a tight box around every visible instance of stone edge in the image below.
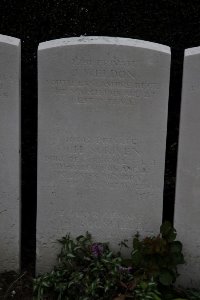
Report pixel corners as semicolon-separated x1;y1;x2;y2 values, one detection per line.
38;36;170;54
0;34;20;46
185;46;200;57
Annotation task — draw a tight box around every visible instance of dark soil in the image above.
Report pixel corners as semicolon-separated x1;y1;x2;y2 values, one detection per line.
0;272;189;300
0;272;33;300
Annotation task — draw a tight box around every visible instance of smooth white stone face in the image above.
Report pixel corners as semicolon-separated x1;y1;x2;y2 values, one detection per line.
175;47;200;288
0;35;20;271
37;36;170;273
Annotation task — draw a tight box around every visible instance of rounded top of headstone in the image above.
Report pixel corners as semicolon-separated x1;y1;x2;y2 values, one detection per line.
0;34;20;46
38;36;170;54
185;46;200;57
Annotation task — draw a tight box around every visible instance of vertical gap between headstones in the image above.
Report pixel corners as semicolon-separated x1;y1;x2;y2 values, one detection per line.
21;41;37;274
163;47;184;224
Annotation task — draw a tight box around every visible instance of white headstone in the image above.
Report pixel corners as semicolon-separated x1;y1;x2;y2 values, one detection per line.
175;47;200;287
37;36;170;273
0;34;20;271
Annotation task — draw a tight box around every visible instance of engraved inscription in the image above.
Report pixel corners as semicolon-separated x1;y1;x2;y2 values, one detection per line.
43;135;155;192
48;80;159;99
45;55;160;110
71;56;139;67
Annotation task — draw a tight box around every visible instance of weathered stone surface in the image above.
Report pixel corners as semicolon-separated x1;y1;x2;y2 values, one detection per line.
37;36;170;273
0;34;20;271
175;47;200;288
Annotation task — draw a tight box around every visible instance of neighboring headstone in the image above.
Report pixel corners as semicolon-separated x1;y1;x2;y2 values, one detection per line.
37;36;170;273
175;47;200;288
0;35;20;271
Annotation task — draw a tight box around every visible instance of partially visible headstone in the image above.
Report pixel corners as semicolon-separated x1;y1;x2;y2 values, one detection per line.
0;35;20;271
37;36;170;273
175;47;200;288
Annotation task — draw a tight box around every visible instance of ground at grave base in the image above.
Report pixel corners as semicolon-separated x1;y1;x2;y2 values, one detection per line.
0;271;194;300
0;271;33;300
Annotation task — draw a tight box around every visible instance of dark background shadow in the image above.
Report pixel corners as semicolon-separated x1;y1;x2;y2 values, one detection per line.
0;0;200;272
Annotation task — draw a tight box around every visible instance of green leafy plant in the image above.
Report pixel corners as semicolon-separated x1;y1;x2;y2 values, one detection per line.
33;222;192;300
34;232;133;300
134;279;161;300
186;289;200;300
131;221;185;286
